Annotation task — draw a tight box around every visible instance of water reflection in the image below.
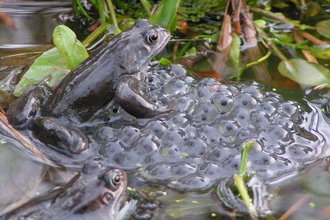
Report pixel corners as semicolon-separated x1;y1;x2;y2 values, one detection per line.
0;1;71;48
269;159;330;220
0;133;45;214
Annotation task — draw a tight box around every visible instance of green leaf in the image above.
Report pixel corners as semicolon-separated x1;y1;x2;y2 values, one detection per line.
114;27;122;35
13;48;69;97
272;33;294;43
311;44;330;59
193;32;219;43
278;59;330;88
299;24;309;30
305;2;321;17
186;47;197;57
159;58;171;66
14;26;89;97
316;19;330;39
53;25;89;70
253;19;266;27
229;34;240;69
149;0;181;32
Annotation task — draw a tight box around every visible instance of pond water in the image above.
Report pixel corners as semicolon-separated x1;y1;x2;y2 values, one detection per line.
0;1;71;48
1;1;330;220
0;133;45;214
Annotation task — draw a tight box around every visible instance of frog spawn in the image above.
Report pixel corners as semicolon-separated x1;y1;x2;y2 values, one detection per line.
97;65;327;191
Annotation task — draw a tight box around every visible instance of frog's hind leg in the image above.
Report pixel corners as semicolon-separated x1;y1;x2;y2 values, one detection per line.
115;76;172;118
29;117;88;154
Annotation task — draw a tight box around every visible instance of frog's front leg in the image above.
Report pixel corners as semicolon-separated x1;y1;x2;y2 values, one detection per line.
6;86;52;129
30;117;88;154
115;76;172;118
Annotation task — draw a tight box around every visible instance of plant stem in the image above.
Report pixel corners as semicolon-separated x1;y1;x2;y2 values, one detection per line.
238;140;254;175
71;0;80;16
235;140;258;219
140;0;151;17
234;174;258;220
88;0;97;7
82;22;110;47
245;50;272;68
250;7;316;30
97;0;106;24
105;0;118;28
295;30;326;45
75;0;94;20
255;25;290;62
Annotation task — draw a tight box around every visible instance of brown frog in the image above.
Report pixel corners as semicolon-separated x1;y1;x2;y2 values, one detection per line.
6;19;171;155
2;162;128;220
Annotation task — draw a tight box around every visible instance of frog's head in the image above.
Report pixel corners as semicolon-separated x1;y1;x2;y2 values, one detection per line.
98;167;127;208
73;162;127;217
117;19;170;71
133;19;170;63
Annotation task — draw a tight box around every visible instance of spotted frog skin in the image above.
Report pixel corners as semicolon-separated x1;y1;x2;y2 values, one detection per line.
2;162;127;220
6;19;171;154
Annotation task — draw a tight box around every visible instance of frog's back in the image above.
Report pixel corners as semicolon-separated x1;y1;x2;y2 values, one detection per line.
45;19;170;122
47;34;136;122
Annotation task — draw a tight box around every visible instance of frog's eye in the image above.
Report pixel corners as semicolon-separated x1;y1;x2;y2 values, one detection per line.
103;171;121;190
148;32;158;44
112;174;121;186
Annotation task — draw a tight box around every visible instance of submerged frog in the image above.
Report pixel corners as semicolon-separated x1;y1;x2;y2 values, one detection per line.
6;19;171;154
2;162;128;220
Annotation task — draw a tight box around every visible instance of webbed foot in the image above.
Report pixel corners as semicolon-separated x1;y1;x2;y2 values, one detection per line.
115;76;173;118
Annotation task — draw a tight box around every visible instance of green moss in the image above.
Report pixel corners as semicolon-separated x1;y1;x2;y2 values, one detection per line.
178;0;224;22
